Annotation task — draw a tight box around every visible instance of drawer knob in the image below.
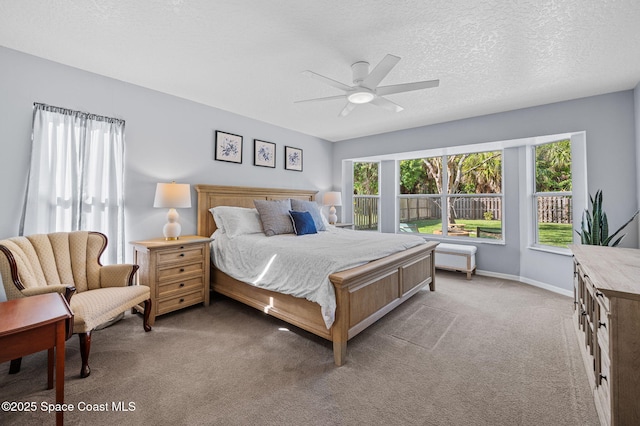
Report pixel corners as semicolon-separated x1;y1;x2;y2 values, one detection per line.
180;246;185;249
581;310;587;316
179;298;184;303
180;253;185;257
179;283;185;287
599;374;607;382
598;321;606;329
595;291;603;298
180;268;185;272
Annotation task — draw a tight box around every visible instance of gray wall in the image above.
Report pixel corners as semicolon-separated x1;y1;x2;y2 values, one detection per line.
0;46;333;253
0;46;333;301
333;90;638;292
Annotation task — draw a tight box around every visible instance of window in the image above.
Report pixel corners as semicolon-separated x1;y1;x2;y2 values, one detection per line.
398;150;503;240
533;139;572;248
22;103;126;263
353;162;379;230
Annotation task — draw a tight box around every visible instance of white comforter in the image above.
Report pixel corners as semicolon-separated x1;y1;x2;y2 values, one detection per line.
211;227;426;329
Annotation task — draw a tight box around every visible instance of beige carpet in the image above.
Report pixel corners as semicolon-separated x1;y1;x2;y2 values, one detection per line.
0;272;599;425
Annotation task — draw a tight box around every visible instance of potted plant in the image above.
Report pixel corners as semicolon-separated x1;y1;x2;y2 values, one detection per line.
576;190;639;246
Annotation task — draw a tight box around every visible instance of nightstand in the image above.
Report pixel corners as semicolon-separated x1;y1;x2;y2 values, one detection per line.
130;235;212;325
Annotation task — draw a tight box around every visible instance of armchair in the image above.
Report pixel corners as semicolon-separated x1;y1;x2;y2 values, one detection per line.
0;231;151;378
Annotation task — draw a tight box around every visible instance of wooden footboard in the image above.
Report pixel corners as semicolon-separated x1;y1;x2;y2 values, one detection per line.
195;184;437;365
211;242;436;365
329;242;436;365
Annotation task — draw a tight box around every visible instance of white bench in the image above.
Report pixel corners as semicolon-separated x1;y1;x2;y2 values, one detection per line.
435;243;477;280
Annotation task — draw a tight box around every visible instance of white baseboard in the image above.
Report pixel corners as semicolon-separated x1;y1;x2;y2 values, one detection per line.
475;269;573;298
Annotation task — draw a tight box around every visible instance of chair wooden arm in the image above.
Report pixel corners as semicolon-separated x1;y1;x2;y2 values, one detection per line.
99;264;139;287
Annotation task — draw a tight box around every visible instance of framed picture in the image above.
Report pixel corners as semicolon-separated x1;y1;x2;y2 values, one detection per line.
215;130;243;164
285;146;303;171
254;139;276;168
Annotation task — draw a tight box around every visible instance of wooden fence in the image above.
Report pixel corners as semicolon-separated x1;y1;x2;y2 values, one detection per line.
354;195;572;229
354;196;379;230
399;196;502;221
537;196;572;224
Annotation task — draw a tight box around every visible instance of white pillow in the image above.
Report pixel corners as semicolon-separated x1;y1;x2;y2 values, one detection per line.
210;206;263;238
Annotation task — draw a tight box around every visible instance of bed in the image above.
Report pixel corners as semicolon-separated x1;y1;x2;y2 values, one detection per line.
195;184;438;365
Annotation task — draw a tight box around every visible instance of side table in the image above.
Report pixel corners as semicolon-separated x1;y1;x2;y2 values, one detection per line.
0;292;73;426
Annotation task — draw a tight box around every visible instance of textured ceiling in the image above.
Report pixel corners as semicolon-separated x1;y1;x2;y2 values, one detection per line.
1;0;639;142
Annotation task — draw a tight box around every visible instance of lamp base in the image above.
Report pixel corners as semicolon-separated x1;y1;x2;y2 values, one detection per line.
163;208;182;240
328;206;337;225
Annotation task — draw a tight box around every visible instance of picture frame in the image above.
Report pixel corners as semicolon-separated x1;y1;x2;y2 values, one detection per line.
284;146;303;171
254;139;276;168
215;130;243;164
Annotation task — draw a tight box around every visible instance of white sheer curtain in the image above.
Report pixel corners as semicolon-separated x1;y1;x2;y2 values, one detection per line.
22;103;126;264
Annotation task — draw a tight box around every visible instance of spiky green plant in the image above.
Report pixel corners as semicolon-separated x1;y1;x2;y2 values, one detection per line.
576;190;639;246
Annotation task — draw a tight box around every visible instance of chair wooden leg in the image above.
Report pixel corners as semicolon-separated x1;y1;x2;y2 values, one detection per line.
8;358;22;374
78;332;92;378
143;299;152;332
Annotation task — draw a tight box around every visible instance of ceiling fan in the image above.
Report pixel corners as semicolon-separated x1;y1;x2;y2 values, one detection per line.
295;54;439;117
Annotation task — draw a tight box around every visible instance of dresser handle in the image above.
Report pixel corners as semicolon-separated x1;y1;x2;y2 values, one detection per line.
598;321;606;329
180;246;185;249
179;268;185;272
179;283;185;287
179;298;184;303
180;253;185;257
581;310;587;316
599;374;607;382
595;291;603;298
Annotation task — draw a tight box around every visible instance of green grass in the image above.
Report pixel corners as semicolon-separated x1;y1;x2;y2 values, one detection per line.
403;219;574;247
537;222;574;248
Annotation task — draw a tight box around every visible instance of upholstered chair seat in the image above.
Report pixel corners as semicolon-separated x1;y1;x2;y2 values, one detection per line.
0;231;151;378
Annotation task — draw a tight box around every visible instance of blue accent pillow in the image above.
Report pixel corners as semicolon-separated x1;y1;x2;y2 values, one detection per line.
288;210;318;236
290;199;326;231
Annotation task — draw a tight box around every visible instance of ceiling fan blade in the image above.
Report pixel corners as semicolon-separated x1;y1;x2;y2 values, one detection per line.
362;54;401;89
302;70;352;92
370;96;404;113
376;79;440;96
339;102;356;117
294;94;346;103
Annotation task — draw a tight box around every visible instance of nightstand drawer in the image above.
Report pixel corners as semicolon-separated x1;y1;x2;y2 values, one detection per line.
158;276;204;298
158;261;203;282
157;291;203;315
157;246;204;265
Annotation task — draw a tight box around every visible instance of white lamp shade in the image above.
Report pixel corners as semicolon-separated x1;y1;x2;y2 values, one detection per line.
323;191;342;207
154;182;191;240
154;182;191;208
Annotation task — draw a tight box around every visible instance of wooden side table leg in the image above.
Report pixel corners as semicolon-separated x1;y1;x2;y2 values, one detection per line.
47;347;54;389
55;320;65;426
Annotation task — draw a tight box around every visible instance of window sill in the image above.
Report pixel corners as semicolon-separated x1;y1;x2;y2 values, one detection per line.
418;234;505;246
527;244;573;256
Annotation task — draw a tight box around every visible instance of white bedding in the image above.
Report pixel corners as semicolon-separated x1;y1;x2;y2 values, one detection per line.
211;227;426;329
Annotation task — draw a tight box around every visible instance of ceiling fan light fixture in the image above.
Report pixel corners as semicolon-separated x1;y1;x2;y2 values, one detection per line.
347;91;375;104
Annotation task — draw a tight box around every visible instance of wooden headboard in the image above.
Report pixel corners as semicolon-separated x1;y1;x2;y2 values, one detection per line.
195;185;318;237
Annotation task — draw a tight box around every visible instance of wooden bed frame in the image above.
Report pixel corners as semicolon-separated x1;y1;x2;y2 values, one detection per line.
195;184;437;365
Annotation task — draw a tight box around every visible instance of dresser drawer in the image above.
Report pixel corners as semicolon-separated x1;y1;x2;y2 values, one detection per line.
158;276;204;299
157;261;203;283
157;246;204;265
157;290;203;315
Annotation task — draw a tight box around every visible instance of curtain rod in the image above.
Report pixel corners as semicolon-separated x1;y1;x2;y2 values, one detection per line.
33;102;125;125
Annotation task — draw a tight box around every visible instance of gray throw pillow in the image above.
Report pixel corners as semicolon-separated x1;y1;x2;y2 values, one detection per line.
290;199;326;231
253;199;294;236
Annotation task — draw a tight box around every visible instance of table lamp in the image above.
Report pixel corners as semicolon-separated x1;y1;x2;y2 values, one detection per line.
323;191;342;224
154;182;191;240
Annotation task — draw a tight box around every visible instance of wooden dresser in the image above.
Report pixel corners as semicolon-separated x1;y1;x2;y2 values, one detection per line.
570;244;640;426
130;235;212;325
